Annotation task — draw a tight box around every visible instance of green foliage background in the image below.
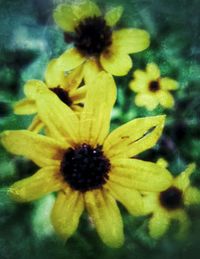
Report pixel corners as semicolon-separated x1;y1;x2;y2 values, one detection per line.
0;0;200;258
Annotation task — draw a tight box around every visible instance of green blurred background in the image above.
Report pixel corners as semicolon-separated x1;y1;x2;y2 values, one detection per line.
0;0;200;258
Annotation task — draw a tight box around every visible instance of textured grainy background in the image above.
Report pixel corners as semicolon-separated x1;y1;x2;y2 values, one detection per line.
0;0;200;258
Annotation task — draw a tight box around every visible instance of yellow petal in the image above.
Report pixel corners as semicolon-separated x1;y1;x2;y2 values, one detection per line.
184;186;200;205
45;59;84;90
149;210;170;239
129;79;148;93
104;115;165;158
28;116;44;133
51;190;84;240
171;210;190;240
8;166;62;202
72;1;101;21
157;90;175;108
57;48;85;72
142;193;158;214
35;88;79;144
100;50;132;76
44;58;64;88
79;72;116;146
135;93;159;110
174;163;196;190
14;98;37;115
63;65;84;91
112;29;150;54
53;4;76;32
24;80;47;99
1;130;65;167
84;189;124;248
83;59;102;85
106;181;144;216
156;158;168;168
160;77;179;90
110;158;172;192
104;6;123;27
69;85;87;103
146;63;160;80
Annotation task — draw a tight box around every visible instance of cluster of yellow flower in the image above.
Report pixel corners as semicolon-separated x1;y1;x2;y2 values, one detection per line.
1;1;200;248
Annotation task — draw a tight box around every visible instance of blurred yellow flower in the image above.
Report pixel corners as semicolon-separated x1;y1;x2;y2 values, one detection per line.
14;60;85;132
129;63;179;110
1;72;171;248
53;0;150;78
142;163;200;239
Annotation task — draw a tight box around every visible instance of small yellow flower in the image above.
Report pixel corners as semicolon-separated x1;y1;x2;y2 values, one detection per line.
1;72;171;248
142;163;200;239
129;63;179;110
53;0;150;78
14;59;85;132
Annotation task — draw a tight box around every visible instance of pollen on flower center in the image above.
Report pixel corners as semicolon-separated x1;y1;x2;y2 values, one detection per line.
149;80;160;92
65;16;112;57
60;144;111;192
50;87;72;106
159;187;183;210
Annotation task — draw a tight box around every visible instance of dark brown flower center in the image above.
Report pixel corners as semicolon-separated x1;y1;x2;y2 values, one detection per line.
64;16;112;57
159;187;183;210
50;87;72;106
60;144;110;192
149;80;160;92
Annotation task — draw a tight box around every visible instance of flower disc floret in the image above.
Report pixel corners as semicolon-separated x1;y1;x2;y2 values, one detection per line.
61;143;110;192
50;87;73;106
67;16;112;57
159;187;183;210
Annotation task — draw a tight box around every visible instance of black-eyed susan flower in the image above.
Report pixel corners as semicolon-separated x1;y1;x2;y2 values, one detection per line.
142;162;200;239
1;72;172;248
129;63;179;110
53;0;150;78
14;59;85;132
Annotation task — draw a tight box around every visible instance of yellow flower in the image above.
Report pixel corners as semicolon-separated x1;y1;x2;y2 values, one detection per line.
129;63;179;110
142;163;200;239
14;59;85;132
1;72;172;248
53;0;150;78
